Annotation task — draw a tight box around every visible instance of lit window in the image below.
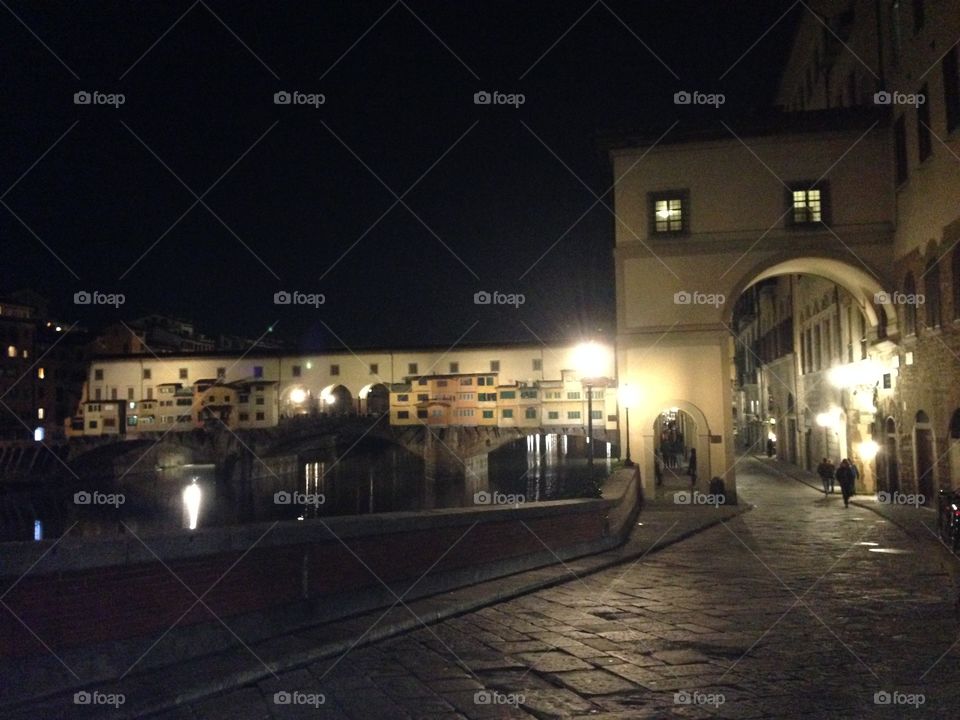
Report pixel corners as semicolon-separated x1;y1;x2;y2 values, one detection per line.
37;367;45;379
37;408;44;419
6;345;15;358
790;187;823;224
650;191;688;234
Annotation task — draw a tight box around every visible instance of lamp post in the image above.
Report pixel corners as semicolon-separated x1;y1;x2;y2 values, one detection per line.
619;384;638;467
574;341;608;471
586;380;594;468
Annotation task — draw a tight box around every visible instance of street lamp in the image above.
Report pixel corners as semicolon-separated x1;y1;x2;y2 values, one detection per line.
574;341;608;468
618;384;639;466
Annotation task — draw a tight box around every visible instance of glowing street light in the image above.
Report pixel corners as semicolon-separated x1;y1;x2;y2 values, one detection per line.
858;440;879;461
289;387;307;404
815;408;842;430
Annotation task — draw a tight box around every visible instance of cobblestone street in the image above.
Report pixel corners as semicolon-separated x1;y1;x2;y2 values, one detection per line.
164;458;960;719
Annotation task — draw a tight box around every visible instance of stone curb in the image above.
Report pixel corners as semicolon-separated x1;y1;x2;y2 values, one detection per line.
5;502;751;720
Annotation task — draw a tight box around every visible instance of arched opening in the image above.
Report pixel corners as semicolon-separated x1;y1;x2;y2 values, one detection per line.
319;384;354;416
281;385;314;418
914;410;935;502
949;410;960;490
359;383;389;415
652;406;708;491
882;417;900;494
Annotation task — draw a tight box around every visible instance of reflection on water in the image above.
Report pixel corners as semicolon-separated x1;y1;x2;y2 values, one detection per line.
290;434;612;520
5;434;614;540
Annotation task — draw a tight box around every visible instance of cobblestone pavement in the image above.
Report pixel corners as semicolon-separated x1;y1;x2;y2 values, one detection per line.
164;458;960;719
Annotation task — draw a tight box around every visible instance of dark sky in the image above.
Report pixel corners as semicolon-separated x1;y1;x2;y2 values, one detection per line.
0;1;798;350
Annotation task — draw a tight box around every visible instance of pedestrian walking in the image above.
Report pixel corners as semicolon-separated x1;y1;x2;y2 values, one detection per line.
688;447;698;487
816;457;836;495
836;459;856;507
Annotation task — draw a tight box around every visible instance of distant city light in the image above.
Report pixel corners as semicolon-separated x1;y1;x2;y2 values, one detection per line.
33;427;44;442
33;520;43;541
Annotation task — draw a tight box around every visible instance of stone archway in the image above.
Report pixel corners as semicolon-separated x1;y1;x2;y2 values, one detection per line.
635;399;715;500
359;383;390;415
319;384;354;416
617;249;897;507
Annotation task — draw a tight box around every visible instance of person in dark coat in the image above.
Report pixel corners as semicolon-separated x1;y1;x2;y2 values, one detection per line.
816;458;836;495
836;459;855;507
688;448;698;487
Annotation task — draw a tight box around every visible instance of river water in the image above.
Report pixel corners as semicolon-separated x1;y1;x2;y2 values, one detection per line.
2;435;614;541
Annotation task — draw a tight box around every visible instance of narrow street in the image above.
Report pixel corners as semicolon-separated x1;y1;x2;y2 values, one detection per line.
166;458;960;719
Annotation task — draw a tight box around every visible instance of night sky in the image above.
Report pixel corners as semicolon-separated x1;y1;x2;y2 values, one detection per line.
1;1;798;350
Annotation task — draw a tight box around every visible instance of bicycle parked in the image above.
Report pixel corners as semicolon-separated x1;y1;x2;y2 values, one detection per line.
937;489;960;553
